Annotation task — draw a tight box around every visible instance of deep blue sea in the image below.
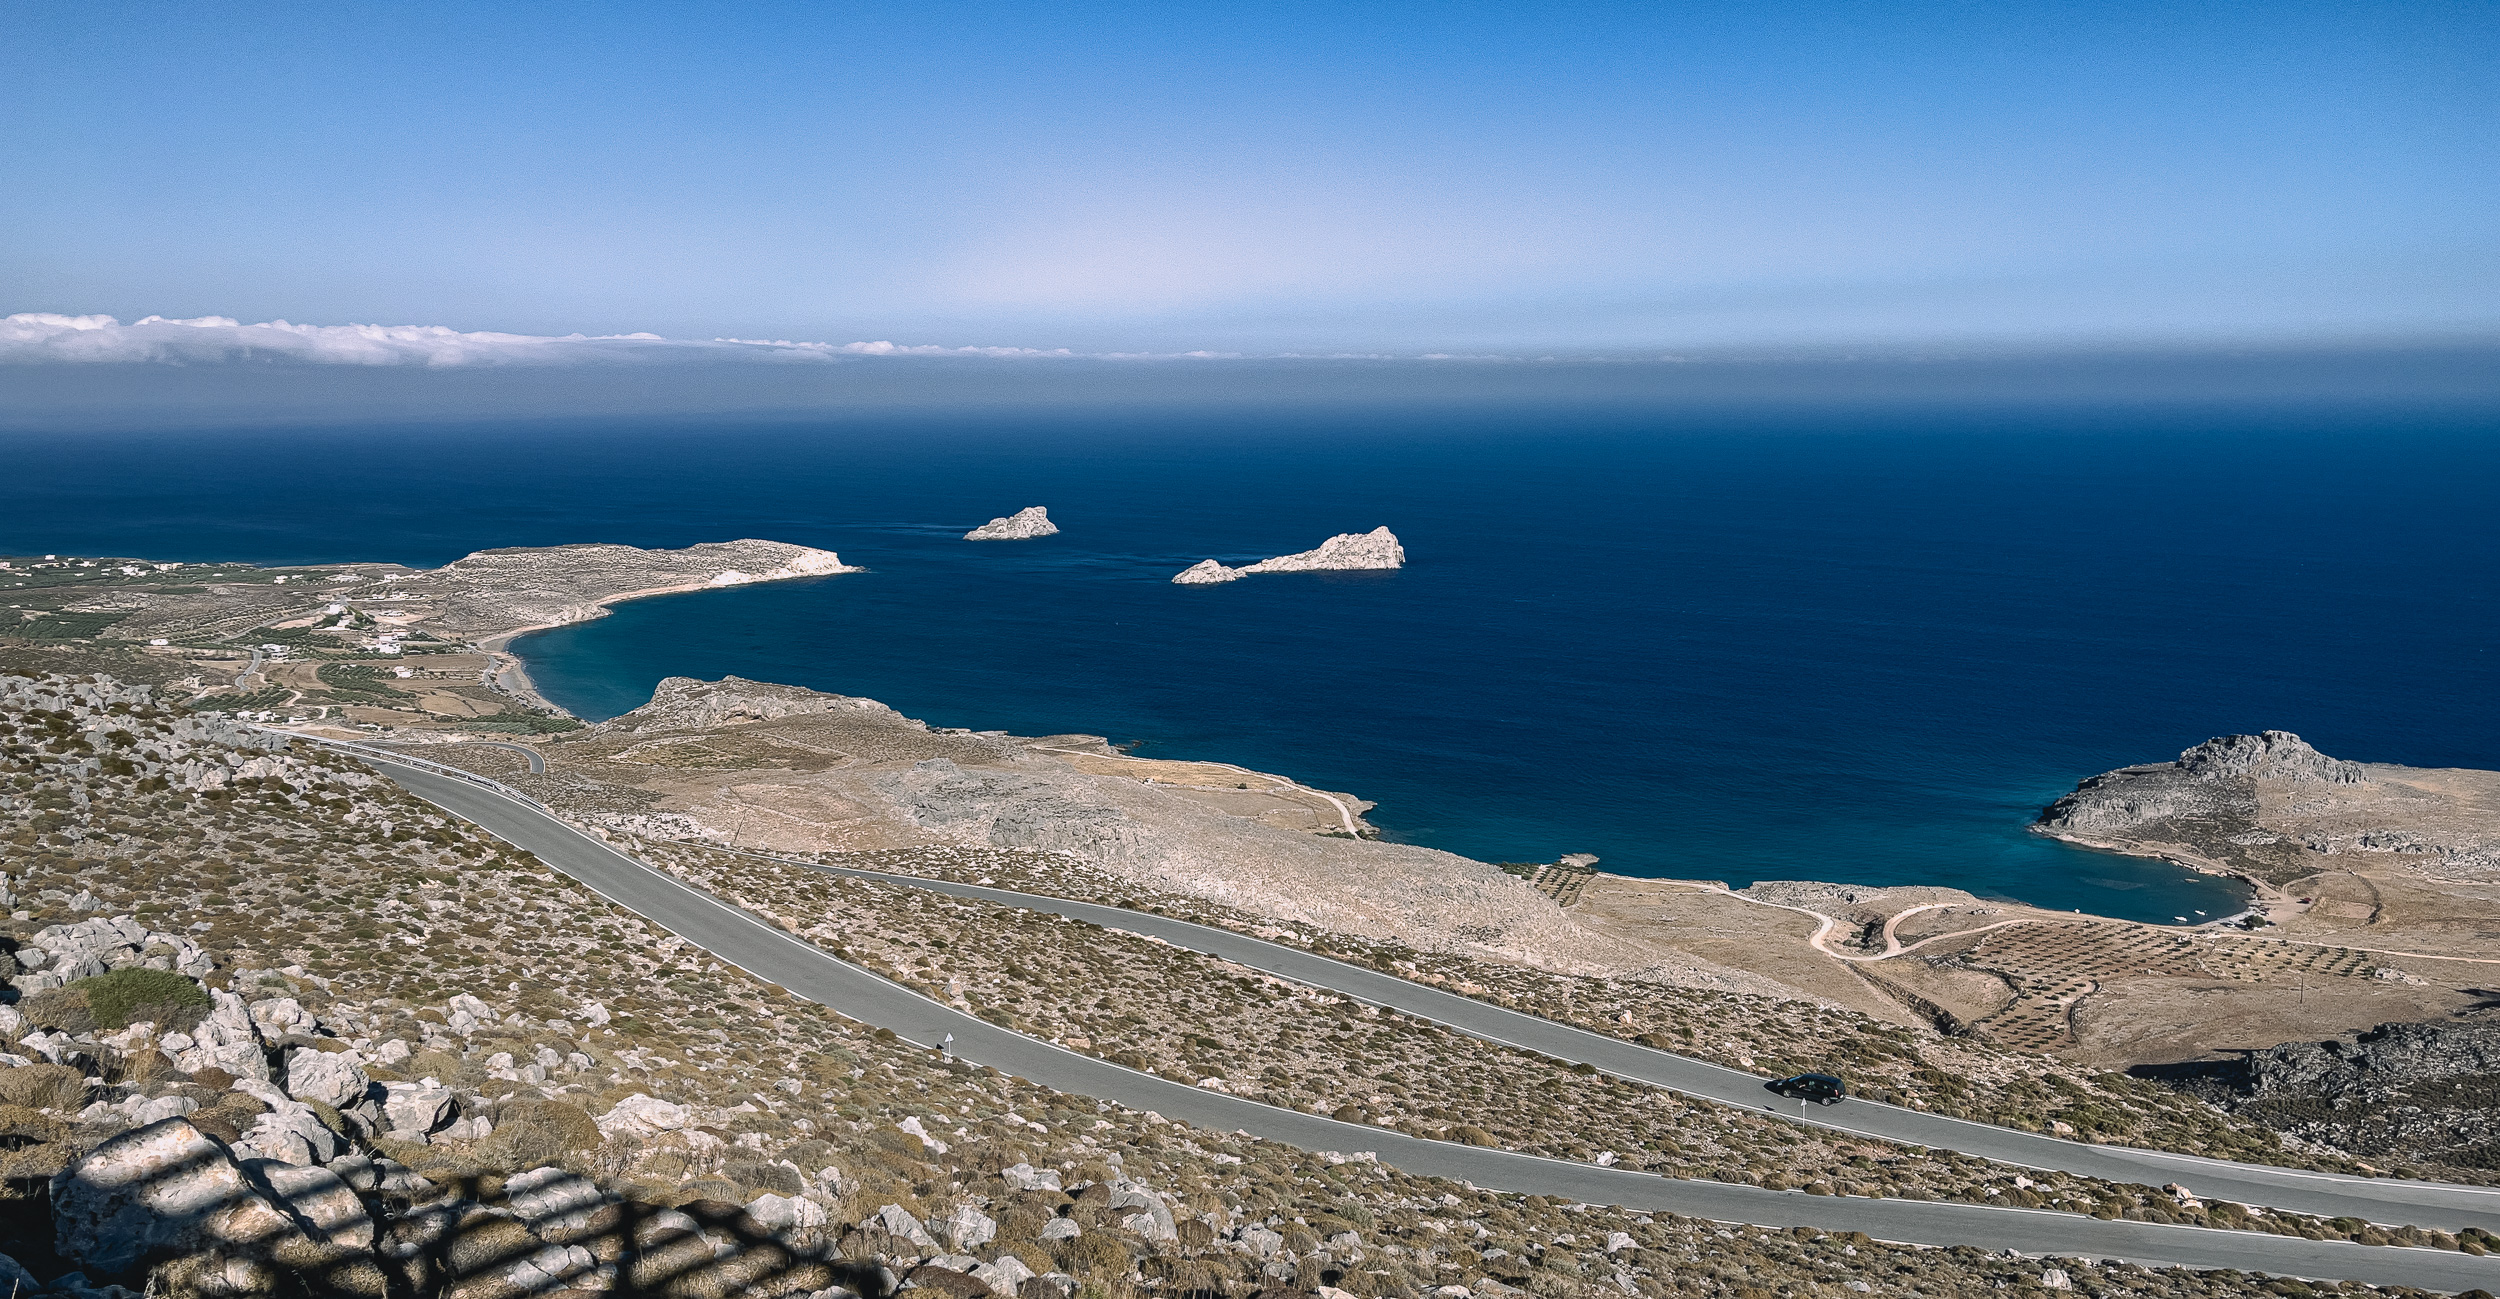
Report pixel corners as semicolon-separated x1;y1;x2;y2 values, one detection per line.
8;404;2497;923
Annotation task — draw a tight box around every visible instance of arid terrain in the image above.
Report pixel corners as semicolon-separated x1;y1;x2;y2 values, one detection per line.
9;586;2420;1296
9;544;2500;1298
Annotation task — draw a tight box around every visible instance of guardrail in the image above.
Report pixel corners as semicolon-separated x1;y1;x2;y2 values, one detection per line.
253;727;551;812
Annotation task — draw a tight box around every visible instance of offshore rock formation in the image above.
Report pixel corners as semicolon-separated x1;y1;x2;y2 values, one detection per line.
1169;527;1404;585
1243;526;1405;573
963;506;1059;541
1169;560;1243;585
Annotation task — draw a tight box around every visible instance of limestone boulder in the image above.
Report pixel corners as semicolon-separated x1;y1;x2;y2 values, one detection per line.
594;1093;691;1139
282;1047;369;1110
998;1163;1061;1192
251;1159;374;1255
874;1203;939;1252
51;1118;301;1274
972;1255;1035;1298
746;1192;828;1234
381;1080;458;1137
939;1203;995;1250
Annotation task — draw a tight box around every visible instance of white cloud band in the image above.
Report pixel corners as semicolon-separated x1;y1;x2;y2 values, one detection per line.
0;313;1222;366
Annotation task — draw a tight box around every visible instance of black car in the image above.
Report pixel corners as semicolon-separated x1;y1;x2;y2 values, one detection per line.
1767;1072;1847;1104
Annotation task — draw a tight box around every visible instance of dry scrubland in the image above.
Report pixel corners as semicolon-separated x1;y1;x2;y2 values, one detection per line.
1;669;2408;1299
10;549;2500;1295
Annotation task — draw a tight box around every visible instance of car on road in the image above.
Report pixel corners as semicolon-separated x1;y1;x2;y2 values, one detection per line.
1767;1072;1847;1104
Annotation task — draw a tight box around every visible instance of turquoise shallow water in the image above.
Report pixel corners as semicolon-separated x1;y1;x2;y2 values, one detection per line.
10;405;2497;922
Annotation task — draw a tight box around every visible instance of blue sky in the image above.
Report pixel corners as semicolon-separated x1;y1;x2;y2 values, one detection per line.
4;1;2493;354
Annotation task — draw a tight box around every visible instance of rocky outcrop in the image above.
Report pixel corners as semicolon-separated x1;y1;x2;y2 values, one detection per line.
2038;731;2363;839
1242;527;1404;573
9;915;217;996
397;540;861;640
1169;560;1243;586
2034;731;2500;885
2156;1017;2500;1170
52;1118;315;1274
2176;731;2367;785
602;675;906;734
963;507;1059;540
1169;527;1404;584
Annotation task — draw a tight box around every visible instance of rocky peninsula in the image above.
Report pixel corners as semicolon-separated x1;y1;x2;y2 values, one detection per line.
2035;729;2500;886
1169;527;1404;585
963;507;1059;541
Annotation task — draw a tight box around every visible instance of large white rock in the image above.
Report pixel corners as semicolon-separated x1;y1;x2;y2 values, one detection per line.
249;1160;374;1254
873;1203;939;1251
594;1093;691;1138
746;1192;829;1234
1169;560;1244;585
50;1119;300;1274
505;1166;606;1229
236;1105;341;1167
941;1203;996;1250
999;1162;1062;1192
167;989;271;1082
896;1116;949;1154
380;1081;456;1137
282;1048;369;1110
1108;1182;1175;1241
964;507;1060;541
1241;527;1404;573
973;1255;1036;1298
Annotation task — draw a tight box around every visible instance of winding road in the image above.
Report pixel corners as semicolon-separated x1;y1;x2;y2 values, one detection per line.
341;747;2500;1292
474;739;546;773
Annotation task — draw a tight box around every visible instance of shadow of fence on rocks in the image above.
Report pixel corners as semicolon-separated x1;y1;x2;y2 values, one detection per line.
26;1118;910;1299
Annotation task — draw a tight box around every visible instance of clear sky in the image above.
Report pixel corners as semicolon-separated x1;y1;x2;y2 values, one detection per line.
4;1;2493;355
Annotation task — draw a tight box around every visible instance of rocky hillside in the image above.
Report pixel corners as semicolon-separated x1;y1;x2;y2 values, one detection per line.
2157;1016;2500;1172
0;669;2341;1299
527;676;1732;992
2035;731;2500;885
399;541;859;641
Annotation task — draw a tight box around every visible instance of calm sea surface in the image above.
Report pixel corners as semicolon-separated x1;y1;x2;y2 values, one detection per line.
10;405;2497;923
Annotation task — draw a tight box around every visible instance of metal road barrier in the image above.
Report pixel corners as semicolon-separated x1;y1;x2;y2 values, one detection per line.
256;728;551;811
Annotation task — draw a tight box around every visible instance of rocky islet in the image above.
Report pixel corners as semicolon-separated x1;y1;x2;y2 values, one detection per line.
963;509;1060;542
1170;528;1405;585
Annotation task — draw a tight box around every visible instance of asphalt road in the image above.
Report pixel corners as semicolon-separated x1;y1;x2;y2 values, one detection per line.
777;859;2500;1237
370;759;2500;1292
473;740;546;773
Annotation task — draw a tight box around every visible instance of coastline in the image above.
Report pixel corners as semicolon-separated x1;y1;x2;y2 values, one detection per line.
477;579;752;718
473;561;864;719
2029;823;2266;908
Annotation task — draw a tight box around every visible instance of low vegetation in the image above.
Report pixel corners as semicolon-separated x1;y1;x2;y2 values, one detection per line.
0;668;2454;1298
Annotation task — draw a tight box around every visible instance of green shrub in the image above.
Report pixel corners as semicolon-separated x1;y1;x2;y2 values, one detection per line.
72;967;210;1031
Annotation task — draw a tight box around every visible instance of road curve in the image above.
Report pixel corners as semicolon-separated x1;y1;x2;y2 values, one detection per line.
770;859;2500;1235
366;758;2500;1293
473;740;546;773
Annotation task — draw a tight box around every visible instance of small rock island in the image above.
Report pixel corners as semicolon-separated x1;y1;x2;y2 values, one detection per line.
963;506;1059;540
1170;526;1404;585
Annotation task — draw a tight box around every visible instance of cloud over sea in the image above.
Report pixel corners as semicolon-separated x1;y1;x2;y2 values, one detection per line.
0;313;1151;367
